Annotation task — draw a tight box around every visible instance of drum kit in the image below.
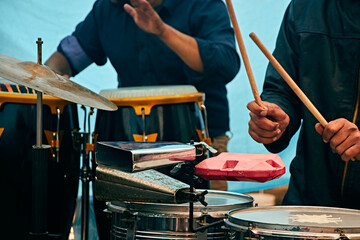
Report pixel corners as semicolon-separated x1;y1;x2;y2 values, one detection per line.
1;39;360;240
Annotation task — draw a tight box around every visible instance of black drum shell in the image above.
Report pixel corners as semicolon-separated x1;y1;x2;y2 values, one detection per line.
95;102;202;143
0;100;80;240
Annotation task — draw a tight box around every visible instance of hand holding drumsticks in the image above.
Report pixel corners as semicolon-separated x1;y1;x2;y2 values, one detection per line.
224;0;360;161
248;32;360;161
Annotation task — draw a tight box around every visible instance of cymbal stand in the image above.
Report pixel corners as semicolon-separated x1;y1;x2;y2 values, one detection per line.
30;37;51;239
74;106;94;240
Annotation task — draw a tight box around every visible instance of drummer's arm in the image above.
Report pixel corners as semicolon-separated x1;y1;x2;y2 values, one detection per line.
124;0;203;73
45;51;72;78
157;26;203;73
158;24;204;73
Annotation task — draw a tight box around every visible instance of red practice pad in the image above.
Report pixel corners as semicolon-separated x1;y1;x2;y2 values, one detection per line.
195;152;285;182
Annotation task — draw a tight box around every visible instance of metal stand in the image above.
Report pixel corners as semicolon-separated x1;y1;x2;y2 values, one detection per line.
29;37;50;240
73;106;94;240
170;141;227;239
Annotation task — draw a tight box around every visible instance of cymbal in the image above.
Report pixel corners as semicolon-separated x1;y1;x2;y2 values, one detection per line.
0;54;117;111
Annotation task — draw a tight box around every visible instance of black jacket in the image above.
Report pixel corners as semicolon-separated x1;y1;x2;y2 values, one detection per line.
262;0;360;208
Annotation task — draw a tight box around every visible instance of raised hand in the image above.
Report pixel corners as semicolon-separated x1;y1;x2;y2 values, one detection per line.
124;0;166;37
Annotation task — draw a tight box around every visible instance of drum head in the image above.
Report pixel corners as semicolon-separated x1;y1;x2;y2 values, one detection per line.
226;206;360;238
108;190;253;218
100;85;199;98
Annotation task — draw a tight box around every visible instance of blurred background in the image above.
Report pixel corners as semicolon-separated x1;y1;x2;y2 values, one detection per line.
0;0;294;239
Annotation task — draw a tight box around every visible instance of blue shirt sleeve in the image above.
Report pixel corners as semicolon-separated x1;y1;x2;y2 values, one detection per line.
57;35;93;76
184;0;240;84
72;0;107;67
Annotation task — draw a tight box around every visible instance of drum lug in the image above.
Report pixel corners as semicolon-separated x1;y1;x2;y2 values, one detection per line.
248;223;254;230
336;229;348;239
196;230;207;240
125;220;137;240
245;223;262;240
117;210;138;240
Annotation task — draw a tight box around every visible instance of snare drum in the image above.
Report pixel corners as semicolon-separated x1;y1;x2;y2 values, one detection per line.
225;206;360;239
107;190;253;239
0;81;80;239
94;85;208;143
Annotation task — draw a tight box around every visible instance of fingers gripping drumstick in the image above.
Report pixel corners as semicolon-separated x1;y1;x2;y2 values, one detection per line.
249;32;328;127
225;0;262;106
250;33;358;163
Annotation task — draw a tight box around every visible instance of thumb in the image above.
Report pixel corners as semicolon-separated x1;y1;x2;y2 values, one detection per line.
315;123;324;135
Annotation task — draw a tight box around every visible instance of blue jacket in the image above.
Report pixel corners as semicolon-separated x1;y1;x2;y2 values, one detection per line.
262;0;360;208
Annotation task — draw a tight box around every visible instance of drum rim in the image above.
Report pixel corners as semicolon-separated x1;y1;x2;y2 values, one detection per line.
108;190;253;216
226;205;360;236
0;91;71;114
100;85;199;97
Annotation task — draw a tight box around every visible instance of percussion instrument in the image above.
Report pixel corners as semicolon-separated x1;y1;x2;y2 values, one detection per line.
0;80;80;239
107;190;254;240
195;152;285;182
225;206;360;239
95;85;208;143
0;54;117;111
95;141;196;172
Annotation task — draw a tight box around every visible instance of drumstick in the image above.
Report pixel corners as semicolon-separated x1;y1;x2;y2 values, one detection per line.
225;0;262;106
249;32;328;127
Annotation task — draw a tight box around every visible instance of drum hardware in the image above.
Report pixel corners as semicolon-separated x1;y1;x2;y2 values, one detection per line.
56;108;60;162
169;141;224;235
44;108;63;162
72;105;95;240
28;38;51;239
199;104;211;145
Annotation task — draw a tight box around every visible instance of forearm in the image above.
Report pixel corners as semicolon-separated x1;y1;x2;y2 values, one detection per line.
45;51;72;77
157;24;203;73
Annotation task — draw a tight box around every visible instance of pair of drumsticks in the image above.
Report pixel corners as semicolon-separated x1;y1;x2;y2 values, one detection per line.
226;0;357;164
224;0;328;127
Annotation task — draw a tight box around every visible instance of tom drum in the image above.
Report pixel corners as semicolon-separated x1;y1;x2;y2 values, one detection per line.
0;80;80;239
94;85;208;143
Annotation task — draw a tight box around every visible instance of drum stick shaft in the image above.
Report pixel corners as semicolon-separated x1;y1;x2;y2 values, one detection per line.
225;0;262;106
249;32;328;127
